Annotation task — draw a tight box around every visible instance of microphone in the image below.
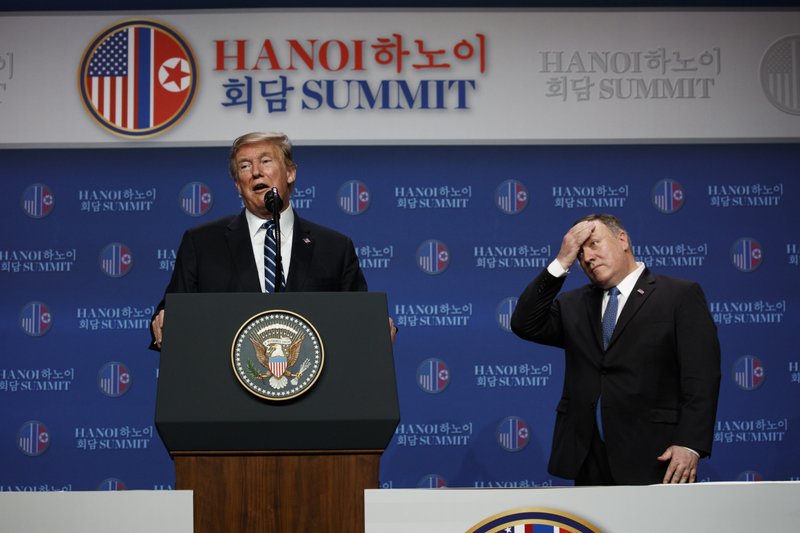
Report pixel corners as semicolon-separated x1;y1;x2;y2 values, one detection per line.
264;187;284;213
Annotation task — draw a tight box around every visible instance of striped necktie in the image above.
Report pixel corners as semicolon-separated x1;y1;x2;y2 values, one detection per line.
263;220;281;292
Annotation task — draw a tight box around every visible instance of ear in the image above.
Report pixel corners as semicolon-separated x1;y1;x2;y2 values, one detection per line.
618;231;630;251
287;166;297;186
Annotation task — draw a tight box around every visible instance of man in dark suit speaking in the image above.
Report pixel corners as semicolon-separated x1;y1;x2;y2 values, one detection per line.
510;214;720;485
150;131;392;348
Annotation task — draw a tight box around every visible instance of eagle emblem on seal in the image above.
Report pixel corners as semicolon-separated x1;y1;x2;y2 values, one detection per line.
247;330;311;390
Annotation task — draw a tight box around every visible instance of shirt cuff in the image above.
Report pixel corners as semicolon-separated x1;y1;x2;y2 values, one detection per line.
682;446;700;457
547;258;569;278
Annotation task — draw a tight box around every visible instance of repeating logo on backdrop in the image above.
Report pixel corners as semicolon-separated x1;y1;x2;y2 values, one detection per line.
98;362;131;397
733;355;765;391
737;470;763;482
79;20;198;138
496;297;518;332
18;420;50;456
497;416;529;452
338;180;370;215
467;508;602;533
21;184;55;218
179;182;213;216
98;478;128;491
760;35;800;115
495;179;528;214
651;179;685;213
417;474;447;488
417;239;450;274
730;237;763;272
100;242;133;277
19;301;52;336
231;310;324;400
417;358;450;394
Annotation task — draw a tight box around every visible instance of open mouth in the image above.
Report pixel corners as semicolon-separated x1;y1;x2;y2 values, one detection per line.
253;183;269;192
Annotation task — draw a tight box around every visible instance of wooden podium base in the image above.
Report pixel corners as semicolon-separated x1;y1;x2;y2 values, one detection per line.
174;451;381;533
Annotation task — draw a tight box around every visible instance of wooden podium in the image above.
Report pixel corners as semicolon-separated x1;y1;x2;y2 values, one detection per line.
155;293;400;533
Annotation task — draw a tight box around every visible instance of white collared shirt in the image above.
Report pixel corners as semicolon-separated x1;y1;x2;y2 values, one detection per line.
245;206;295;292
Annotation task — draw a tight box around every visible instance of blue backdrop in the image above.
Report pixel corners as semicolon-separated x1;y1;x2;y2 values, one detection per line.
1;143;797;491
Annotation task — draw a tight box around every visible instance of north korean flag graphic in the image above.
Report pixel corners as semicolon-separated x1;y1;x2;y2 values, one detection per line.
417;239;449;274
417;358;450;394
734;355;765;390
180;182;213;216
338;180;370;215
18;421;50;456
22;184;55;218
100;242;133;277
652;178;685;213
80;20;197;137
495;179;528;214
99;362;131;397
20;301;52;336
497;416;529;451
731;237;763;272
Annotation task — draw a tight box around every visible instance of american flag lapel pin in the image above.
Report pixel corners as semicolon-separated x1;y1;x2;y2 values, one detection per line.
303;237;311;244
637;288;645;295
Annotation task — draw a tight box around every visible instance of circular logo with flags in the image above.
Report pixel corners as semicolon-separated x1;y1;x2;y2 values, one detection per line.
19;301;52;337
179;181;213;216
21;184;55;218
651;178;685;214
496;297;518;332
467;508;603;533
417;474;447;488
730;237;763;272
760;35;800;115
337;180;370;215
98;478;128;491
417;239;450;274
495;179;529;215
417;357;450;394
733;355;765;391
18;420;50;457
79;19;198;138
231;310;324;401
496;415;529;452
99;242;134;277
98;362;132;397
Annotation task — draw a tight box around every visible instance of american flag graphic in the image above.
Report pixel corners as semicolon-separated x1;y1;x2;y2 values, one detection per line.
507;526;571;533
762;36;800;114
81;21;196;136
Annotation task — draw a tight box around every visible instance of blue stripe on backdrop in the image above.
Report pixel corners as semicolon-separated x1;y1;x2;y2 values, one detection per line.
0;144;797;490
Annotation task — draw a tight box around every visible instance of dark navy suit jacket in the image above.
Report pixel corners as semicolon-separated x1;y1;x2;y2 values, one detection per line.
511;267;721;485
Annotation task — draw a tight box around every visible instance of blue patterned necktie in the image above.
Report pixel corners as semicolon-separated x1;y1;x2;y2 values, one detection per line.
602;286;620;350
263;220;280;293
